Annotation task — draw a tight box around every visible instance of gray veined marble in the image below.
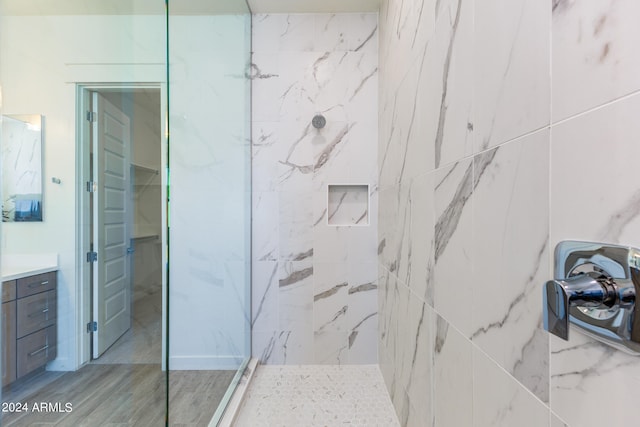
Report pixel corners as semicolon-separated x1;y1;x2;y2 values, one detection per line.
434;0;463;169
279;266;313;288
314;282;348;301
251;11;378;366
349;282;377;294
596;188;640;244
249;63;279;80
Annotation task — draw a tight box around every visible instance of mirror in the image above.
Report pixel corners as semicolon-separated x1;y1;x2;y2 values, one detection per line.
1;114;44;222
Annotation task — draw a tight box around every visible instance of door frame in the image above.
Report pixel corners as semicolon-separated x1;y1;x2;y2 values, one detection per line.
76;83;168;369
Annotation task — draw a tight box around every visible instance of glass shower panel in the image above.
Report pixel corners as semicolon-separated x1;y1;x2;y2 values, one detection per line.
167;0;251;424
0;1;168;425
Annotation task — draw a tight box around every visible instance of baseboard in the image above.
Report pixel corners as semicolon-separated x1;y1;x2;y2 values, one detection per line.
169;355;245;370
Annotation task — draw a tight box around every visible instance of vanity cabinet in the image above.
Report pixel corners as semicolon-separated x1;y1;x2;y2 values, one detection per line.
2;271;57;385
2;280;16;386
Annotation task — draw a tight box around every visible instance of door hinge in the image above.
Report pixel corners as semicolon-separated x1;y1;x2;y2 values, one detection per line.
87;321;97;333
86;181;97;193
86;111;97;122
86;251;98;263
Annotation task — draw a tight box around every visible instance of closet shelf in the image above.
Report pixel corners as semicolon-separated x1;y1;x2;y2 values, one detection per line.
131;163;160;196
131;163;159;175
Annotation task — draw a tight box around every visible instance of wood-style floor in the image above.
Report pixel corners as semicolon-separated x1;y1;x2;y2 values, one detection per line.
1;364;236;426
1;286;236;426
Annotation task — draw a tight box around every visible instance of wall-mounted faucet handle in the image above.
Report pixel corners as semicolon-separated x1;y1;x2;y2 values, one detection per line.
545;241;640;354
544;273;616;340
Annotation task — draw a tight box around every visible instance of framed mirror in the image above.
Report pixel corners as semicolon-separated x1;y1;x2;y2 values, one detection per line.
1;114;44;222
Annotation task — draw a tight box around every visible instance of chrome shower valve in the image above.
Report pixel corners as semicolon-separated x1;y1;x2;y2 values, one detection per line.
543;241;640;354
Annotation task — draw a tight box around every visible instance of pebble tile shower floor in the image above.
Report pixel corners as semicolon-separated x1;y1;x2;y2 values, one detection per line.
234;365;400;426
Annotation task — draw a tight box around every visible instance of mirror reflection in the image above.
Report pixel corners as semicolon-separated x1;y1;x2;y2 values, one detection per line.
1;114;43;222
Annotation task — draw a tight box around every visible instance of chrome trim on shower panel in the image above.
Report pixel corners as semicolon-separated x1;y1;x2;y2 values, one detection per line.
544;240;640;355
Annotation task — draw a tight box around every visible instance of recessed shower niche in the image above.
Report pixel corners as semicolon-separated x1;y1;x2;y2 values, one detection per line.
327;184;369;226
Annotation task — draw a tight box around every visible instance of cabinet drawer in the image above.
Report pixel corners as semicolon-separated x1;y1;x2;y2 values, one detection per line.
16;272;56;299
16;326;56;378
2;280;16;303
17;290;56;339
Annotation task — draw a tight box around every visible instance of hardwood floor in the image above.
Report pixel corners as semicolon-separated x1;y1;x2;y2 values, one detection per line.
92;285;163;365
2;364;236;426
1;288;237;426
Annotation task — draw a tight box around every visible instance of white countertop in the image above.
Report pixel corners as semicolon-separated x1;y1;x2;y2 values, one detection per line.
1;254;58;282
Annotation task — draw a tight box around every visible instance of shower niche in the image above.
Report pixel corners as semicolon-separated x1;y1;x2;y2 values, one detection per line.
327;184;369;226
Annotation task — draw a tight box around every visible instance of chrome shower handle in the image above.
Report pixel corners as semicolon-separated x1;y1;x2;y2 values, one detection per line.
544;273;616;340
545;241;640;354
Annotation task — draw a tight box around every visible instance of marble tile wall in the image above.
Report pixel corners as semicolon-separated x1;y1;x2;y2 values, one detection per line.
379;0;640;425
251;13;379;364
169;15;251;369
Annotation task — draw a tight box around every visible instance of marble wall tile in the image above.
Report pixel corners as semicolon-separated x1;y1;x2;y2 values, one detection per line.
433;315;472;427
349;190;379;263
390;282;411;422
320;122;378;189
252;261;279;333
347;261;378;365
552;0;640;121
433;158;473;336
380;0;640;425
426;0;474;168
550;331;640;427
252;192;278;262
313;262;349;336
312;123;357;191
347;262;378;332
277;260;314;364
550;92;640;427
378;58;434;189
252;13;378;364
251;52;280;123
378;265;400;394
471;130;550;402
314;14;379;53
473;347;549;427
279;191;313;261
378;0;435;83
379;184;409;276
474;0;550;150
550;412;569;427
400;295;433;427
169;15;251;368
407;173;435;304
550;93;640;246
348;323;378;364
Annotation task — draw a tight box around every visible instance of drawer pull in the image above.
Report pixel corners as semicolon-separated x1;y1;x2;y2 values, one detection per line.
28;280;49;289
28;345;49;357
27;308;49;318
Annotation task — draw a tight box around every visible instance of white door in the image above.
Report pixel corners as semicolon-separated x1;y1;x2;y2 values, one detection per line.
92;92;132;359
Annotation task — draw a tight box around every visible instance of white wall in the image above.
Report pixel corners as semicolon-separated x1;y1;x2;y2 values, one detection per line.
0;15;165;371
1;10;260;374
251;13;379;364
1;13;252;372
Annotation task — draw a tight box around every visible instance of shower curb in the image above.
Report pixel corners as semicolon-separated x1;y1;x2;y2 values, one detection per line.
211;357;259;427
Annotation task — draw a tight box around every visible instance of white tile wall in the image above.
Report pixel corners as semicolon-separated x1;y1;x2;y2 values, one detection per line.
552;0;640;121
251;13;379;365
379;0;640;426
549;93;640;427
169;15;251;370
